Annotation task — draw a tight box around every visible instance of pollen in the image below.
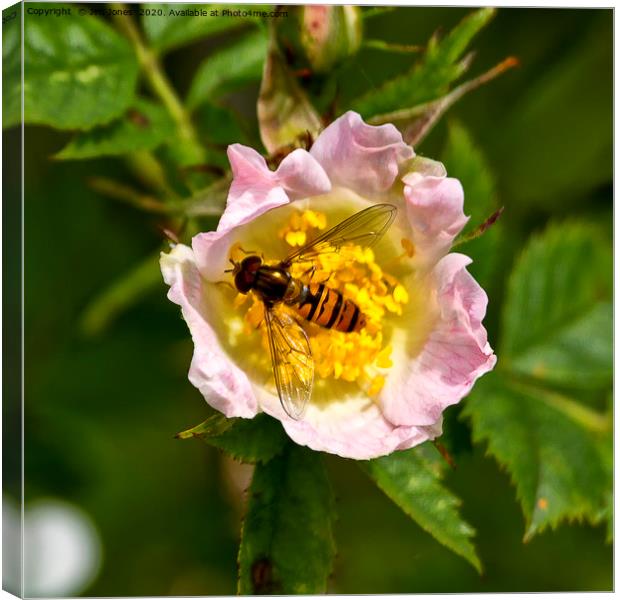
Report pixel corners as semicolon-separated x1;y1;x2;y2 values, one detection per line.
278;209;327;245
285;230;307;247
243;209;409;399
401;237;415;257
368;375;386;397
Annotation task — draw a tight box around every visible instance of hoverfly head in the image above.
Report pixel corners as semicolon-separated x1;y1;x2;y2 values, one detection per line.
232;255;262;294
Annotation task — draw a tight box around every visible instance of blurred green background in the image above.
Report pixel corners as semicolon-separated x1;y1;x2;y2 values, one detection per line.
5;4;612;595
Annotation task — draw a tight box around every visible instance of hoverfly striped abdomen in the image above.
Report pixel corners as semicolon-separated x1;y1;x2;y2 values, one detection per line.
296;283;366;333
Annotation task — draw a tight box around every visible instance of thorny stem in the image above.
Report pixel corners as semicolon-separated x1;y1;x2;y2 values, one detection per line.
368;57;519;126
111;4;203;154
87;176;184;214
363;39;422;54
452;207;504;248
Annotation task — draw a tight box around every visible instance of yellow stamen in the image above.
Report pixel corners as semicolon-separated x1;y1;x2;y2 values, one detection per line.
376;345;393;369
394;284;409;304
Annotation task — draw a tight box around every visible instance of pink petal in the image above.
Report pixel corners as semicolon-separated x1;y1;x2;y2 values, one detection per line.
380;253;496;427
403;173;469;269
219;144;331;231
160;244;259;418
192;228;235;282
276;148;333;199
310;111;414;196
260;393;437;460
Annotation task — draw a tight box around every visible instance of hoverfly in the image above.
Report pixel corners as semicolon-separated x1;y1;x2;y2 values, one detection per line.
229;203;397;420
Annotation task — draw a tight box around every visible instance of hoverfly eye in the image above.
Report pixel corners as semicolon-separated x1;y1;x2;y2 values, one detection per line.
241;256;262;270
234;255;261;293
234;271;252;293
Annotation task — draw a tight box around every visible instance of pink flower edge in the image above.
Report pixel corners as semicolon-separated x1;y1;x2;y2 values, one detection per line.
259;391;443;460
380;253;497;427
403;173;470;270
160;110;496;460
160;245;258;419
310;110;415;195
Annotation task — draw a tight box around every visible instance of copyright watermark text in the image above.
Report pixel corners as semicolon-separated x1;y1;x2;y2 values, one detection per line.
23;5;289;19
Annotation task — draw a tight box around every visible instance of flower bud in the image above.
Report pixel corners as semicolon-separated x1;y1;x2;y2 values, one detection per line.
299;6;362;73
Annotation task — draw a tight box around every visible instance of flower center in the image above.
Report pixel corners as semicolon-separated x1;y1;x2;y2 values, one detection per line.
231;209;410;399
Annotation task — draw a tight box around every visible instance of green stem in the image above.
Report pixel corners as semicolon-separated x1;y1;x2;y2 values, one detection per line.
87;176;191;215
88;176;169;213
111;4;203;153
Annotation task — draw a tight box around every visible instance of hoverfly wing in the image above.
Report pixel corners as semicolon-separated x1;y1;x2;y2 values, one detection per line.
264;307;314;419
282;203;397;267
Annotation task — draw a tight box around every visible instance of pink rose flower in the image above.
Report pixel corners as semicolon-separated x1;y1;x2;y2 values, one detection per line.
161;111;496;460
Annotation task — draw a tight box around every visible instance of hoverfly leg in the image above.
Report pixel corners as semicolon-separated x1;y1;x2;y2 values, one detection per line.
237;246;260;257
224;258;238;274
300;263;332;285
300;264;317;280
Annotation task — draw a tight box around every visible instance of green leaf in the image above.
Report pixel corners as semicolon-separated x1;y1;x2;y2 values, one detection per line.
22;4;139;129
142;4;261;54
363;445;481;572
443;121;497;233
464;373;611;541
176;413;288;464
369;57;517;147
353;7;495;118
186;29;268;110
463;222;612;540
54;99;175;160
175;413;235;438
257;34;323;153
441;121;503;291
2;7;21;129
594;428;613;543
238;444;336;594
502;223;612;390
